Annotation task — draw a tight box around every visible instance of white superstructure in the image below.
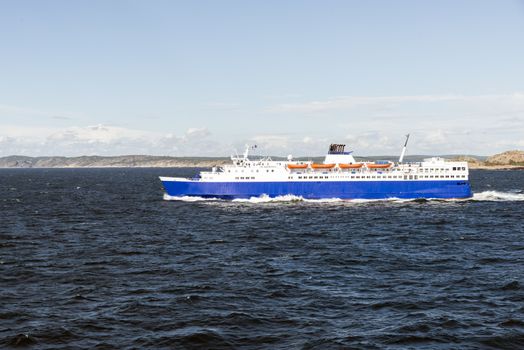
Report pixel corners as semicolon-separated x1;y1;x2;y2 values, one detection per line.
160;144;469;184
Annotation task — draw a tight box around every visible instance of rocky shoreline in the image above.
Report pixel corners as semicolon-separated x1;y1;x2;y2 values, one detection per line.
0;150;523;169
452;150;524;170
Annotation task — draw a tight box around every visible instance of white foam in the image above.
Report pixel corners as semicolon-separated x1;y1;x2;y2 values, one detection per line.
163;191;524;203
163;194;221;202
233;195;406;204
471;190;524;202
232;194;305;203
304;197;344;203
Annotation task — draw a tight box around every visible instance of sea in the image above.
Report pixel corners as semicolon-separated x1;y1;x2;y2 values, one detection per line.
1;168;523;349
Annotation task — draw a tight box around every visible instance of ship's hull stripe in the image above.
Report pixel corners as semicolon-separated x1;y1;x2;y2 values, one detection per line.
160;179;472;199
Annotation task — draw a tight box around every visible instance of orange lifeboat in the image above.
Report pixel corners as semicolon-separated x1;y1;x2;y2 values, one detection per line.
338;163;364;169
311;163;336;169
287;163;308;169
366;163;392;169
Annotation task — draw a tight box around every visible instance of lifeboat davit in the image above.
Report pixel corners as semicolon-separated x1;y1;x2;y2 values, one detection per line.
338;163;364;169
311;163;336;169
366;163;392;169
287;163;309;169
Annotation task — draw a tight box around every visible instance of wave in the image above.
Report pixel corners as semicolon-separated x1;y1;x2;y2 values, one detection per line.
471;190;524;202
163;194;221;202
163;191;524;203
233;195;414;204
233;194;306;203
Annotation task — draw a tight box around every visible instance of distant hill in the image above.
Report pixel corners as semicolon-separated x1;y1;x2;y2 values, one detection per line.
0;155;229;168
485;150;524;166
0;152;519;168
451;150;524;169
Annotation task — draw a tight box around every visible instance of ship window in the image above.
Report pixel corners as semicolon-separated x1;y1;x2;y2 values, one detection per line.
462;167;466;170
271;170;274;172
452;167;456;171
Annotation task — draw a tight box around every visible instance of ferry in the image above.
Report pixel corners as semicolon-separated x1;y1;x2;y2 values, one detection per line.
160;135;472;200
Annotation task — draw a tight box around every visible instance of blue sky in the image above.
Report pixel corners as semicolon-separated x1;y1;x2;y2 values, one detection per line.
1;0;523;156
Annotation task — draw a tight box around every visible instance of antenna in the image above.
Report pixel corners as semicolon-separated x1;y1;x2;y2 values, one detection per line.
243;144;250;160
398;134;410;163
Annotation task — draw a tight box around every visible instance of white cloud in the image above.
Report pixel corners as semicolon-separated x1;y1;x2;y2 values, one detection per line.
260;92;524;155
0;124;220;157
184;127;210;139
47;124;152;143
1;91;524;157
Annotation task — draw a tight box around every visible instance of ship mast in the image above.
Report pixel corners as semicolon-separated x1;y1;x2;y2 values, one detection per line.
398;134;410;163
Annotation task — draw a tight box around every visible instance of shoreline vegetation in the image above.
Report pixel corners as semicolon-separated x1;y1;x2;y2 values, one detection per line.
0;150;523;169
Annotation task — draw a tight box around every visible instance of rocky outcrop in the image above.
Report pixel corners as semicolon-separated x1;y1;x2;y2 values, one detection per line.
485;150;524;166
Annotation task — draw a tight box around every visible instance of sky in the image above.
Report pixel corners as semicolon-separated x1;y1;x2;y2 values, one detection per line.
1;0;523;157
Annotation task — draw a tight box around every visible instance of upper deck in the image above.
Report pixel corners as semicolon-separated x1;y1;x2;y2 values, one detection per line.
193;144;469;183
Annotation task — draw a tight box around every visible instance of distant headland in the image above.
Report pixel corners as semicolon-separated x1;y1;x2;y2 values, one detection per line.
451;150;524;169
0;150;523;169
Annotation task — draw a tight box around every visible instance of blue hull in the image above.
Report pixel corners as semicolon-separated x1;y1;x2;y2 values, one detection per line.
161;179;472;199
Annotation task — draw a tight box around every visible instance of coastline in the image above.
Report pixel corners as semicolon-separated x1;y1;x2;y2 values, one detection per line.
1;151;522;169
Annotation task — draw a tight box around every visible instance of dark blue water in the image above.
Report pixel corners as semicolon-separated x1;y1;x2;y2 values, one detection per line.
1;168;523;349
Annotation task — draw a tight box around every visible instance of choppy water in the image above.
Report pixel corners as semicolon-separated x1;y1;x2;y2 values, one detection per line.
1;168;523;349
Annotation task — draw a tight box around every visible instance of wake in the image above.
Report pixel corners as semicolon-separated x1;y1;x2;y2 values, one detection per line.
470;190;524;202
164;190;524;203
